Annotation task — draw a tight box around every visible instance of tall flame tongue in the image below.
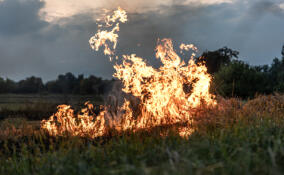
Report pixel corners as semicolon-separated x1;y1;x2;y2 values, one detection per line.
41;7;216;138
89;7;127;60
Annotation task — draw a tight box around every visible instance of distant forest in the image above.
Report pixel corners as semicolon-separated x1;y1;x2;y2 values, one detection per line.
204;45;284;98
0;44;284;99
0;73;114;95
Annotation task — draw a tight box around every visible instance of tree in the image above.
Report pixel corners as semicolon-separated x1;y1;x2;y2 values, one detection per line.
0;77;7;93
17;76;44;93
197;47;239;74
268;45;284;92
282;44;284;60
46;80;61;93
5;79;17;93
57;72;77;94
213;60;270;98
79;75;104;95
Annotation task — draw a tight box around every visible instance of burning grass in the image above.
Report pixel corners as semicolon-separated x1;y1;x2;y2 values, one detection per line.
1;95;284;174
2;7;284;175
41;7;216;139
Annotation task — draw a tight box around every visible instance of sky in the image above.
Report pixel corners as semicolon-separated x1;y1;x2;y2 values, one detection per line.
0;0;283;81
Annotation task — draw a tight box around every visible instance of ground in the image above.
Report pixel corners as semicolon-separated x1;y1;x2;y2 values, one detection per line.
0;94;284;175
0;94;103;120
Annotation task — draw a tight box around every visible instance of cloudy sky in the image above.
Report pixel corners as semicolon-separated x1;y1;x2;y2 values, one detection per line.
0;0;283;81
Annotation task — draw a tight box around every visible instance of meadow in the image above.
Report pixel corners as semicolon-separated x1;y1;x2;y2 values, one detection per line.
1;94;284;174
0;94;103;121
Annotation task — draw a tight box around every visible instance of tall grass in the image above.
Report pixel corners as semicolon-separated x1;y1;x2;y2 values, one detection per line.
1;94;284;174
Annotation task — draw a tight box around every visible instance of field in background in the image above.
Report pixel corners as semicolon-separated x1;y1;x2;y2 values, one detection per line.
0;94;103;120
0;95;284;174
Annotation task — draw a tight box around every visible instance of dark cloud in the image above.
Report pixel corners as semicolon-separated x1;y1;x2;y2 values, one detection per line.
250;1;284;17
0;0;47;35
0;0;283;81
228;1;284;63
232;1;284;35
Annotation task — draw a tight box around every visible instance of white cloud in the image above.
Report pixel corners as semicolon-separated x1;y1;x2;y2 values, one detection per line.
280;3;284;10
39;0;234;22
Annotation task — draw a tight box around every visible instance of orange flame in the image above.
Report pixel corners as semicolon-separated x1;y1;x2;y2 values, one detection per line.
41;7;216;138
41;103;106;138
89;7;127;60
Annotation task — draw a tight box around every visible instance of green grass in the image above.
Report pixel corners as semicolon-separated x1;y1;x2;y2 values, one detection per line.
1;95;284;174
1;121;284;175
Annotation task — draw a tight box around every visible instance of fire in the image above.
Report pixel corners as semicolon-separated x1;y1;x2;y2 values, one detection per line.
41;7;216;138
89;7;127;60
41;103;106;138
180;43;198;54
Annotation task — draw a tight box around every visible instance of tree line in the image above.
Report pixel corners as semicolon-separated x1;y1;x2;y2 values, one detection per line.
0;44;284;98
199;45;284;98
0;73;113;95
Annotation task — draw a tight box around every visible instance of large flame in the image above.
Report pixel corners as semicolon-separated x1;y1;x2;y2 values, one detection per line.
41;7;216;138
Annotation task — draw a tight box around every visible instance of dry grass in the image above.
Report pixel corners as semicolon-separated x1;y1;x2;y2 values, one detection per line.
1;94;284;174
2;94;284;139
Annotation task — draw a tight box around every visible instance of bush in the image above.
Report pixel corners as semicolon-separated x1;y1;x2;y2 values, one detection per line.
212;60;270;98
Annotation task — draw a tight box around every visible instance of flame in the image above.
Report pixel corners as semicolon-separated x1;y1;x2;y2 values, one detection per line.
41;7;216;138
41;103;106;138
180;43;198;54
89;7;127;60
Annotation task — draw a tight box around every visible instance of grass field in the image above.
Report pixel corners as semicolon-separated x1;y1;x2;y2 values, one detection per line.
0;94;103;120
1;95;284;174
